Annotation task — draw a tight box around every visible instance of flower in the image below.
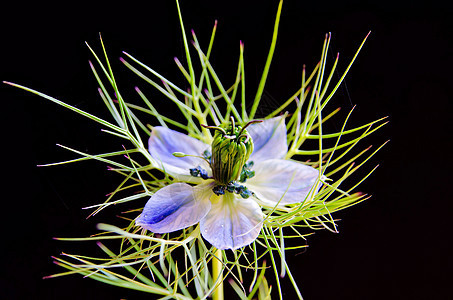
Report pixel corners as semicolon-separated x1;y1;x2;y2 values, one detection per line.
136;116;320;250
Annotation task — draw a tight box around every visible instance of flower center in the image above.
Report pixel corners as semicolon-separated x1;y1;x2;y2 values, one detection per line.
205;118;260;185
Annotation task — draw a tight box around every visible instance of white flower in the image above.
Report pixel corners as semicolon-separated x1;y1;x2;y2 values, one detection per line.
136;116;320;250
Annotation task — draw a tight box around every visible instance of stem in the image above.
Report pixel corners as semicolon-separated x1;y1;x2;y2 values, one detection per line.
212;249;224;300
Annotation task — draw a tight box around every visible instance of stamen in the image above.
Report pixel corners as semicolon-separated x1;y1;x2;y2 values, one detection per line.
189;168;200;177
239;161;255;182
212;185;226;195
189;166;209;179
226;182;240;193
202;150;211;161
239;188;253;199
173;152;210;165
199;168;209;179
172;152;186;157
233;183;254;199
213;181;255;199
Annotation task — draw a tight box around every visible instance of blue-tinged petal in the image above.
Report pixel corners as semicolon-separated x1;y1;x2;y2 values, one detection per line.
136;182;213;233
247;116;287;162
149;127;211;181
200;192;263;250
245;159;320;205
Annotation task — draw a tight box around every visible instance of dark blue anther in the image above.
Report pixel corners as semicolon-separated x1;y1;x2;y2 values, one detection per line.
226;182;239;193
234;185;244;194
230;183;253;199
239;188;252;199
239;161;255;182
213;181;254;199
199;168;209;180
190;167;200;177
203;150;212;161
212;185;226;195
190;166;209;179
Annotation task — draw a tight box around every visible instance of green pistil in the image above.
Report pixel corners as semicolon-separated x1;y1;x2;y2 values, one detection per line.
237;120;262;137
201;124;227;136
202;119;261;197
205;119;257;185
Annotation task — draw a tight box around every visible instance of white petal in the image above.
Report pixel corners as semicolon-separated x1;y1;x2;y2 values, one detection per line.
245;159;320;205
149;127;211;181
136;182;213;233
200;193;263;250
247;116;287;162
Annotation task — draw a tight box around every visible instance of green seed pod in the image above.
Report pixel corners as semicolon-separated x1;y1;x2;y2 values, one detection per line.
210;122;254;185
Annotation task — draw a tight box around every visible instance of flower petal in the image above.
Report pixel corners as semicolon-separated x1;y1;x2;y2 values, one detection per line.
200;193;263;250
245;159;320;205
247;116;287;162
149;127;211;181
136;182;213;233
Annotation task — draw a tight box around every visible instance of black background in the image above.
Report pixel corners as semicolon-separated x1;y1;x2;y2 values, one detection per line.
2;1;451;299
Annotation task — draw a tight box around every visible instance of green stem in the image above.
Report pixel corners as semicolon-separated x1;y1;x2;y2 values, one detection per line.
212;249;224;300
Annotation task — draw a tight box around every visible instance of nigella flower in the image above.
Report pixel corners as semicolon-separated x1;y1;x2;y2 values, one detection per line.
136;116;320;250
